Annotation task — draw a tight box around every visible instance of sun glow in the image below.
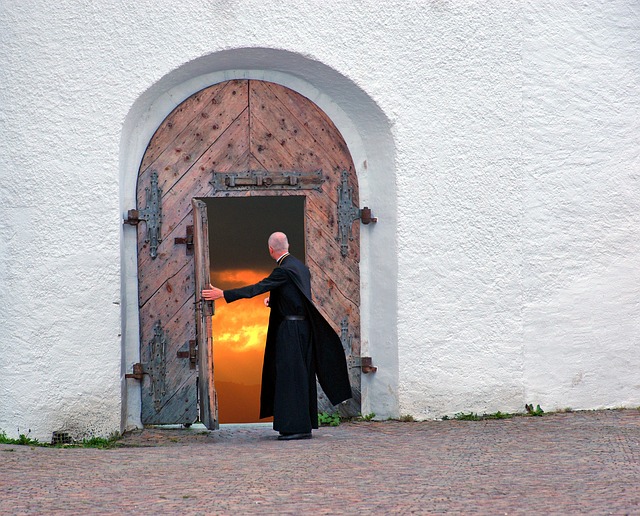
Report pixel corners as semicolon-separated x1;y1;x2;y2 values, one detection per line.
211;269;272;424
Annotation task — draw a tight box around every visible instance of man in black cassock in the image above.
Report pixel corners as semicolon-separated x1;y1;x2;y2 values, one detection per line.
202;232;352;440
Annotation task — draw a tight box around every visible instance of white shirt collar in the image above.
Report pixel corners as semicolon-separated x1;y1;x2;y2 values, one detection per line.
276;252;290;264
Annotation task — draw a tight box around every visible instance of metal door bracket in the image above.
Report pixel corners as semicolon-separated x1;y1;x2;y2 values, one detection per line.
124;171;163;259
336;170;376;257
341;318;375;373
174;225;194;255
177;340;197;369
210;169;324;192
347;356;377;374
125;362;146;380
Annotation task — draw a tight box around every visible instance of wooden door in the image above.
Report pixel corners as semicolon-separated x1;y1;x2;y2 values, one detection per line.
192;199;218;429
135;79;361;425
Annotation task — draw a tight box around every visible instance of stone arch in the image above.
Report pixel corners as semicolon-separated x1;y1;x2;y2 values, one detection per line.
119;48;398;430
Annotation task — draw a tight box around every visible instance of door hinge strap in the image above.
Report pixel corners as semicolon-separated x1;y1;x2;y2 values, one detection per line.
148;320;167;411
123;170;163;259
336;170;376;257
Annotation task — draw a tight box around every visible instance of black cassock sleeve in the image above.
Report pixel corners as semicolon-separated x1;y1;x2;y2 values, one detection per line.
223;267;287;303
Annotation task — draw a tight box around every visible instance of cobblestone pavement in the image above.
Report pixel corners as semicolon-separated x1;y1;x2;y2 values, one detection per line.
0;410;638;514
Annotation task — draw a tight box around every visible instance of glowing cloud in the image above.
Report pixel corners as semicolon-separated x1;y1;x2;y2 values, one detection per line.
211;268;271;353
210;268;272;423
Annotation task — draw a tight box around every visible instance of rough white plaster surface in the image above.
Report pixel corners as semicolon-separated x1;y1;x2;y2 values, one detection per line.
521;1;640;412
1;0;638;439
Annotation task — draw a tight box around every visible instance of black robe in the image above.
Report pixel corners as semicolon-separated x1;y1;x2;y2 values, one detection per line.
223;254;352;433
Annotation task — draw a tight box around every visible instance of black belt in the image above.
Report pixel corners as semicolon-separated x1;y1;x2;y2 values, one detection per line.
284;315;306;321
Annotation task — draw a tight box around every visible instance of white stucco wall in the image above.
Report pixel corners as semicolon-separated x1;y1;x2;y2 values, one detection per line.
521;1;640;411
1;0;638;440
397;3;526;418
402;0;640;419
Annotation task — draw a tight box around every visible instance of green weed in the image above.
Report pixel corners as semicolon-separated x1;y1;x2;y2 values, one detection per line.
317;412;341;426
453;412;483;421
78;434;121;449
442;404;545;421
525;404;545;417
0;431;40;446
443;411;515;421
0;430;121;449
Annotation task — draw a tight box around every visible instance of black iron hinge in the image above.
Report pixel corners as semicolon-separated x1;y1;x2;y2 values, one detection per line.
174;225;194;255
337;170;377;257
123;171;163;259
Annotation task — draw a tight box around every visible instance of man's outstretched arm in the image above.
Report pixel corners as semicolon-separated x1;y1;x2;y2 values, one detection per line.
202;267;287;303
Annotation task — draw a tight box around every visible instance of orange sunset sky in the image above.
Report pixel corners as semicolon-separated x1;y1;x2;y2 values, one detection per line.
211;269;272;423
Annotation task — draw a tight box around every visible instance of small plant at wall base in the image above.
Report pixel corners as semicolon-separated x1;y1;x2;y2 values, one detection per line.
0;430;40;446
525;404;544;417
79;434;122;449
0;430;122;448
318;412;341;426
441;405;545;421
441;412;486;421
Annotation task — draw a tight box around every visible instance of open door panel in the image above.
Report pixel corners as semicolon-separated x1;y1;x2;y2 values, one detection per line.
192;198;218;430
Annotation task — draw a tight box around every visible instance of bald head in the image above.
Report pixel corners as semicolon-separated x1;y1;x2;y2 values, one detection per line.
268;232;289;253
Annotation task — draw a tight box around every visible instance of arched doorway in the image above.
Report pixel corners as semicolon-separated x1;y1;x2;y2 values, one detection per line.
132;80;362;428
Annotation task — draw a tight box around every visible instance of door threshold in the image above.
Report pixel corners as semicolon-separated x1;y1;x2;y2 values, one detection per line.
219;422;273;429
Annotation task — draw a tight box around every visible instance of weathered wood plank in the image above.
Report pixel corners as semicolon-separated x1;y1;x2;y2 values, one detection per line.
309;285;358;335
162;108;251;218
252;81;356;202
249;115;321;172
137;207;192;301
137;110;250;274
247;154;268;174
250;83;324;171
138;80;249;199
140;299;198;375
305;192;359;260
142;369;198;424
194;107;251;175
140;261;194;322
139;300;198;424
306;216;359;298
140;82;229;172
305;191;361;264
265;81;351;163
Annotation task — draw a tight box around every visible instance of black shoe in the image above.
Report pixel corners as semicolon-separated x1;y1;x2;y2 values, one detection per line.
277;432;312;441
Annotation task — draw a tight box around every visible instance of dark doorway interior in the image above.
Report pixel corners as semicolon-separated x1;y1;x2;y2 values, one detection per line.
204;196;305;423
